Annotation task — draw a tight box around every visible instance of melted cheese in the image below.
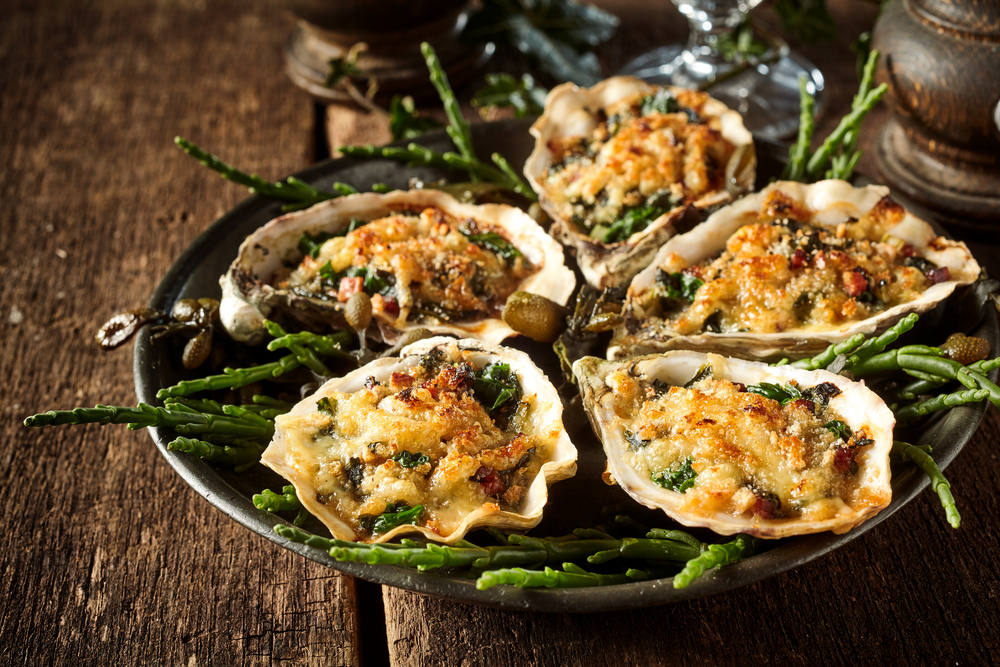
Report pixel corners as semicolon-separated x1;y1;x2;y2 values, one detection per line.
615;372;878;523
279;206;534;328
636;192;937;334
273;360;544;541
541;88;735;231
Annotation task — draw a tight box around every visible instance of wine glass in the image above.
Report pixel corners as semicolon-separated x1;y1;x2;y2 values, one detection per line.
620;0;824;140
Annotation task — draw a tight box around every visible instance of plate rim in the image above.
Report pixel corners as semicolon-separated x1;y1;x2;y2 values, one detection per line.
133;118;994;612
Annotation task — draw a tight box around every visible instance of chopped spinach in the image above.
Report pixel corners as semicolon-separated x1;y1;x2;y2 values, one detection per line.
655;269;705;303
624;429;650;450
683;364;714;388
824;420;853;441
473;362;522;412
372;502;424;533
640;89;679;116
747;382;803;405
597;206;668;244
317;396;337;416
803;382;841;407
298;231;334;258
461;229;523;265
653;457;697;493
318;263;395;296
392;451;431;468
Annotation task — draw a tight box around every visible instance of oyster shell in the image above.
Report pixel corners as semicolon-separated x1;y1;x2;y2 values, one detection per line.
524;76;755;289
574;351;894;538
219;190;575;346
609;180;981;360
261;337;578;544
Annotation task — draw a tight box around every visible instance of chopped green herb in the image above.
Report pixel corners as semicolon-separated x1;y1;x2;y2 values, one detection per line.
655;269;704;303
317;396;337;416
598;206;667;244
392;451;431;468
318;261;338;283
461;230;523;265
624;429;650;450
747;382;803;406
298;231;334;258
825;420;853;441
369;502;424;533
641;89;679;116
473;362;522;412
683;365;713;388
653;457;697;493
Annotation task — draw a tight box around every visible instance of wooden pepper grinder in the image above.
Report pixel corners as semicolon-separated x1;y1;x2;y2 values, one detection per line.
873;0;1000;237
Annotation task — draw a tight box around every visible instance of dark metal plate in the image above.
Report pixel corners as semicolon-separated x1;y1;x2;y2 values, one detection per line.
134;118;996;612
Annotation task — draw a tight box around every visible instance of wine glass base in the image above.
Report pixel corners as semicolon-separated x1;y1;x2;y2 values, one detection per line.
619;45;825;141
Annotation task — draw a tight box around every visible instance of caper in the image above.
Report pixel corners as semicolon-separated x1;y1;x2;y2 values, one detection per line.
182;328;213;369
502;291;568;343
172;298;200;322
345;292;373;332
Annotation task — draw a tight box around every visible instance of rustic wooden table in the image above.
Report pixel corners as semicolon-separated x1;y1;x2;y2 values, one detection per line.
3;1;999;665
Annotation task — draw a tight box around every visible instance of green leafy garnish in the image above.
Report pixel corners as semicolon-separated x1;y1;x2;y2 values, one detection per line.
624;429;649;450
462;0;619;86
747;382;803;406
596;206;667;244
653;457;697;493
461;230;523;265
640;89;679;116
655;269;704;303
317;397;337;416
318;263;394;296
824;420;852;441
473;362;522;412
389;95;444;141
472;73;547;118
392;451;431;468
368;502;424;533
683;365;713;388
298;231;334;258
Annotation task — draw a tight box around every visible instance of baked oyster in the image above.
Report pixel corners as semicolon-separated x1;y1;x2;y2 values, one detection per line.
575;351;894;538
261;337;578;544
609;180;981;360
524;76;755;289
220;190;575;346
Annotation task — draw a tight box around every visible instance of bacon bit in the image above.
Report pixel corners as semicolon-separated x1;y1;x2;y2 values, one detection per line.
752;493;781;519
364;375;380;390
789;398;815;414
473;465;506;497
900;243;916;257
926;266;951;285
382;297;400;316
390;372;414;388
833;446;855;473
733;382;747;392
628;146;643;156
842;270;868;297
337;276;364;302
437;362;476;392
791;247;809;269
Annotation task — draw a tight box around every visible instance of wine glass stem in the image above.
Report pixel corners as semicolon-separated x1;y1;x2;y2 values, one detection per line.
677;1;747;78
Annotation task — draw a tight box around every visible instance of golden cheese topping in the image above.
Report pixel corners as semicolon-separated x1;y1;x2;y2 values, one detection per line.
541;88;735;237
279;206;534;328
636;192;949;334
614;369;880;524
273;356;545;541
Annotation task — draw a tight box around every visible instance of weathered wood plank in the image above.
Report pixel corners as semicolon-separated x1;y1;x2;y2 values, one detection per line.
0;1;360;665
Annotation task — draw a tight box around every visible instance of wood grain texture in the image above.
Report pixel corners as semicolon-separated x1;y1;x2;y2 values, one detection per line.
0;1;359;665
